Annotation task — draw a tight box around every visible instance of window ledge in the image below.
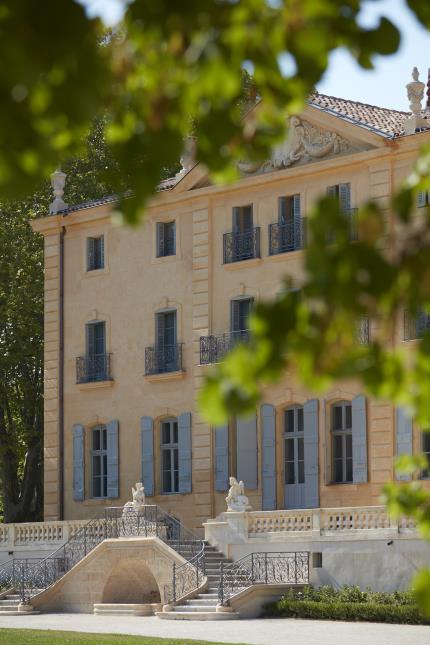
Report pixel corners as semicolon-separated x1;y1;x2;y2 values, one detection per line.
144;370;185;383
84;267;110;278
267;249;305;262
151;254;181;264
223;258;262;270
77;379;114;390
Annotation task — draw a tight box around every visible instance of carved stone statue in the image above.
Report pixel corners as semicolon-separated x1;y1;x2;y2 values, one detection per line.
238;116;354;175
49;169;68;214
122;482;146;515
225;477;252;512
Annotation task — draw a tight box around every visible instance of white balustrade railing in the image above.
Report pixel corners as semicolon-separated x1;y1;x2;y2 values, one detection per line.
248;506;415;536
0;519;104;550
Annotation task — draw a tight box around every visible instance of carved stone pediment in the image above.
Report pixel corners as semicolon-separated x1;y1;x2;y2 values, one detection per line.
238;116;366;175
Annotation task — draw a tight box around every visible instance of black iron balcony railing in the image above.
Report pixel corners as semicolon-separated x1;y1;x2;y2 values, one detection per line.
404;310;430;341
76;353;112;384
269;218;307;255
223;227;260;264
200;330;250;365
145;343;183;375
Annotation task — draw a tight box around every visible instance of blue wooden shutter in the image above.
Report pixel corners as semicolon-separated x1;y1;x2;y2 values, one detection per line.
99;235;105;269
73;424;85;501
261;404;276;510
304;399;319;508
106;420;119;498
396;407;413;481
418;191;427;208
339;183;351;212
141;416;154;495
215;424;229;491
292;194;301;249
352;395;368;483
236;414;258;490
157;222;165;257
178;412;192;493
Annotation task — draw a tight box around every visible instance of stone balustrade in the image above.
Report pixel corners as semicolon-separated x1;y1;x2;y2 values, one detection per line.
247;506;413;536
0;519;105;552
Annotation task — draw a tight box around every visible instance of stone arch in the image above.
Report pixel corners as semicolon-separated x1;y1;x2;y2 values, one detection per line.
102;558;161;604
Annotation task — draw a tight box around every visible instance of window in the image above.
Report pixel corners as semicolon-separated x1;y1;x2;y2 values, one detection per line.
82;321;109;382
87;236;104;271
86;321;106;357
284;406;304;485
161;418;179;493
422;432;430;479
230;298;253;333
418;191;430;208
404;309;430;341
157;221;176;257
233;205;253;233
327;183;351;211
92;425;107;498
332;401;353;483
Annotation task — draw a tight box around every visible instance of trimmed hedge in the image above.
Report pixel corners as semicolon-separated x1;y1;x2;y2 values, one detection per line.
265;585;429;624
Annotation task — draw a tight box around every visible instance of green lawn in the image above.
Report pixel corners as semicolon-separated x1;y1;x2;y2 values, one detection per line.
0;630;244;645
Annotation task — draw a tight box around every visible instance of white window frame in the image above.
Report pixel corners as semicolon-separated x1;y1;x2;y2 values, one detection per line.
91;424;108;498
332;401;353;484
161;418;179;494
284;405;304;485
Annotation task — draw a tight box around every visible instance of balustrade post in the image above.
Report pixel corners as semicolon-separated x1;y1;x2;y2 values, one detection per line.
7;524;15;551
251;552;254;584
295;552;298;584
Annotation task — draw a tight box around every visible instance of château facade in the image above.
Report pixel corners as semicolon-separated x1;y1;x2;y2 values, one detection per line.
32;90;430;531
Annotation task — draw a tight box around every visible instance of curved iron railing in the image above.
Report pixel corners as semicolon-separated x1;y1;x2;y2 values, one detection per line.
218;551;309;606
0;504;205;605
145;343;183;375
269;219;307;255
223;228;260;264
76;353;112;383
200;330;250;365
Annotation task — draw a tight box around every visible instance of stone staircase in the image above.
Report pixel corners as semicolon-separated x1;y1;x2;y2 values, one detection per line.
0;592;39;615
158;542;239;620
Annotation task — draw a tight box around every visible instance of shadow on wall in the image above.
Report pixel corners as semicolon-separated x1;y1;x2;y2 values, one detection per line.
102;558;161;604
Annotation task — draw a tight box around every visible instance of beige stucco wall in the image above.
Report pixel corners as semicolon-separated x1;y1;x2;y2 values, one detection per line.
31;109;430;529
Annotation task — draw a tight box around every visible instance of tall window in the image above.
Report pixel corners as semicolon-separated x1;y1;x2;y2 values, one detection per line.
332;401;353;483
86;321;106;357
92;425;107;498
232;205;253;233
418;190;430;208
161;418;179;493
284;405;304;485
157;221;176;257
277;195;302;251
422;432;430;479
87;236;104;271
230;298;253;334
327;183;351;211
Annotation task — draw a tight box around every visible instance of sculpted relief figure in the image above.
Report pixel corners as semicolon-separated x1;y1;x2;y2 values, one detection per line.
238;116;352;175
225;476;252;512
123;482;146;515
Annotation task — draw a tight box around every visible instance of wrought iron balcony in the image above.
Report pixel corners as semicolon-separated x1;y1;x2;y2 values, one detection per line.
269;219;307;255
404;310;430;341
200;330;250;365
76;353;112;384
223;227;260;264
145;343;183;375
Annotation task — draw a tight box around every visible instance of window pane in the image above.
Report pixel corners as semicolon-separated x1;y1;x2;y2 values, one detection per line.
285;461;295;485
346;434;353;459
345;405;352;429
333;435;342;459
174;470;179;493
298;460;305;484
346;458;353;483
93;429;100;451
173;448;179;470
285;438;295;461
285;409;295;433
102;428;107;451
162;450;171;470
333;406;343;431
163;470;171;493
103;454;107;476
93;455;101;477
297;407;304;432
423;432;430;453
162;423;170;445
334;459;343;483
173;422;178;444
297;437;304;461
93;476;101;498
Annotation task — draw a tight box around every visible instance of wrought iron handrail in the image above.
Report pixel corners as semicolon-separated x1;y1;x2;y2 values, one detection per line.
200;330;250;365
2;503;205;605
223;227;260;264
145;343;183;375
269;218;307;255
104;505;205;604
76;353;112;384
218;551;309;606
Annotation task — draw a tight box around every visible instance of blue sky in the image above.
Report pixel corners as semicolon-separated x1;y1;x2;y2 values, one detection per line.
80;0;430;110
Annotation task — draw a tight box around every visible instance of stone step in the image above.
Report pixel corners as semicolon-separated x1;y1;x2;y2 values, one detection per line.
157;610;239;621
4;595;21;600
94;603;161;616
196;593;218;599
184;598;217;606
175;605;217;612
0;610;40;616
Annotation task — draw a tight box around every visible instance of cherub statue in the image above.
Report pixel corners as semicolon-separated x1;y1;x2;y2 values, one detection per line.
132;482;146;512
225;476;252;512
